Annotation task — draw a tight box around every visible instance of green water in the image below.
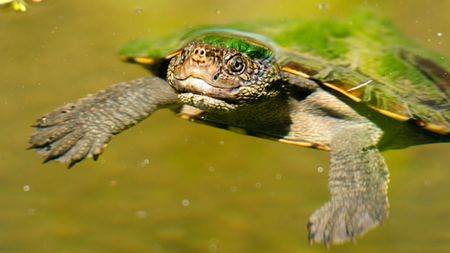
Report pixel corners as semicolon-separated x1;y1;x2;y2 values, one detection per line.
0;1;449;252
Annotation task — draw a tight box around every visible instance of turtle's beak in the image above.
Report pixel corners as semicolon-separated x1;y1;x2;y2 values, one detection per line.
171;76;237;98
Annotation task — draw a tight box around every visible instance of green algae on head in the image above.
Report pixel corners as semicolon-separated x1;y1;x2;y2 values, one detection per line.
198;34;273;60
120;28;277;61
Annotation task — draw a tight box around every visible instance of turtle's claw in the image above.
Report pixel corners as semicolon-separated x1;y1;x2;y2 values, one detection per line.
29;98;105;166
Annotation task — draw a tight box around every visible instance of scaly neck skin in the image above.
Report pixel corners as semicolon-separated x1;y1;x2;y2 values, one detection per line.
179;72;381;153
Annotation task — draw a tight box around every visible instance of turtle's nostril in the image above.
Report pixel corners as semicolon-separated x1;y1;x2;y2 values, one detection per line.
191;48;208;63
194;48;206;57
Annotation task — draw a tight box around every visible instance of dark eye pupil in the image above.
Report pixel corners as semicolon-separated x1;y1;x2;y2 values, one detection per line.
230;56;244;73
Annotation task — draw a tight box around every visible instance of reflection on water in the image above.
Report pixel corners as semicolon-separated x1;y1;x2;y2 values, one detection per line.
0;1;449;252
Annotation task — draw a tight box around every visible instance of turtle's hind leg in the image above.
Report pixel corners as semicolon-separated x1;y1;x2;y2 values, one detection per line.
307;123;389;245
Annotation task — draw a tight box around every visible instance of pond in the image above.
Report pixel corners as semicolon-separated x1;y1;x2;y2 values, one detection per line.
0;1;449;252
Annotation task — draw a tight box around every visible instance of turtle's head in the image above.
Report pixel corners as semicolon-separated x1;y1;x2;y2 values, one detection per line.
167;37;281;111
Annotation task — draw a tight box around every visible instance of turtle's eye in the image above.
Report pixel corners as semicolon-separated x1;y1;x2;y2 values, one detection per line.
228;55;246;74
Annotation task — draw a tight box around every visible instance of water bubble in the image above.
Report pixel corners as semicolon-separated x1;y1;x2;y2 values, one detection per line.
135;210;147;219
208;242;219;253
208;166;215;173
275;173;282;180
437;32;443;37
27;208;36;216
140;159;150;167
219;140;225;145
230;185;238;192
317;3;329;10
110;180;117;187
209;238;219;252
23;185;30;192
181;199;190;207
137;210;149;219
255;182;262;189
135;8;144;14
317;166;324;173
50;26;59;34
152;244;163;253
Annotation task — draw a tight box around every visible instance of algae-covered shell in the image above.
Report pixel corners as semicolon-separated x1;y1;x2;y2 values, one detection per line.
120;12;450;135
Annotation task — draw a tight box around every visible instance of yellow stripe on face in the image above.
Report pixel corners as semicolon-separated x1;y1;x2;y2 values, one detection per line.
165;50;182;60
281;66;311;79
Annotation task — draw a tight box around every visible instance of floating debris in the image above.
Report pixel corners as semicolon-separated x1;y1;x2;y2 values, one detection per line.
135;210;147;219
317;3;329;10
140;158;150;167
22;184;30;192
134;7;143;15
347;79;373;92
0;0;42;12
317;166;324;173
181;199;190;207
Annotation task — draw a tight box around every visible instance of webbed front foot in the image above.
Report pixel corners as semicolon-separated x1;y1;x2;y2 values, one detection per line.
29;77;179;167
307;196;388;245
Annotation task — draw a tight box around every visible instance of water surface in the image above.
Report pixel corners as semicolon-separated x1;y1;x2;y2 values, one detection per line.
0;1;449;252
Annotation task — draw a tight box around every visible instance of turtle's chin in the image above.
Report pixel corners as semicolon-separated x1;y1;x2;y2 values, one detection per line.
169;77;241;111
171;76;240;99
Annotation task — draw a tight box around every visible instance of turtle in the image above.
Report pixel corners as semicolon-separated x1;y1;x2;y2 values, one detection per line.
29;12;450;245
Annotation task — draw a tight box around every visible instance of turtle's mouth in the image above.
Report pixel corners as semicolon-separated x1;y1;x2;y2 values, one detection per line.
171;76;241;99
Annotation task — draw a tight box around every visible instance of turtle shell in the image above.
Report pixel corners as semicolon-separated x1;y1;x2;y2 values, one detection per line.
120;12;450;135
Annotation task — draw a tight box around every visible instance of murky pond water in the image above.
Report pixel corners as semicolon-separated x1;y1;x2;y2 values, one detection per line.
0;1;449;252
